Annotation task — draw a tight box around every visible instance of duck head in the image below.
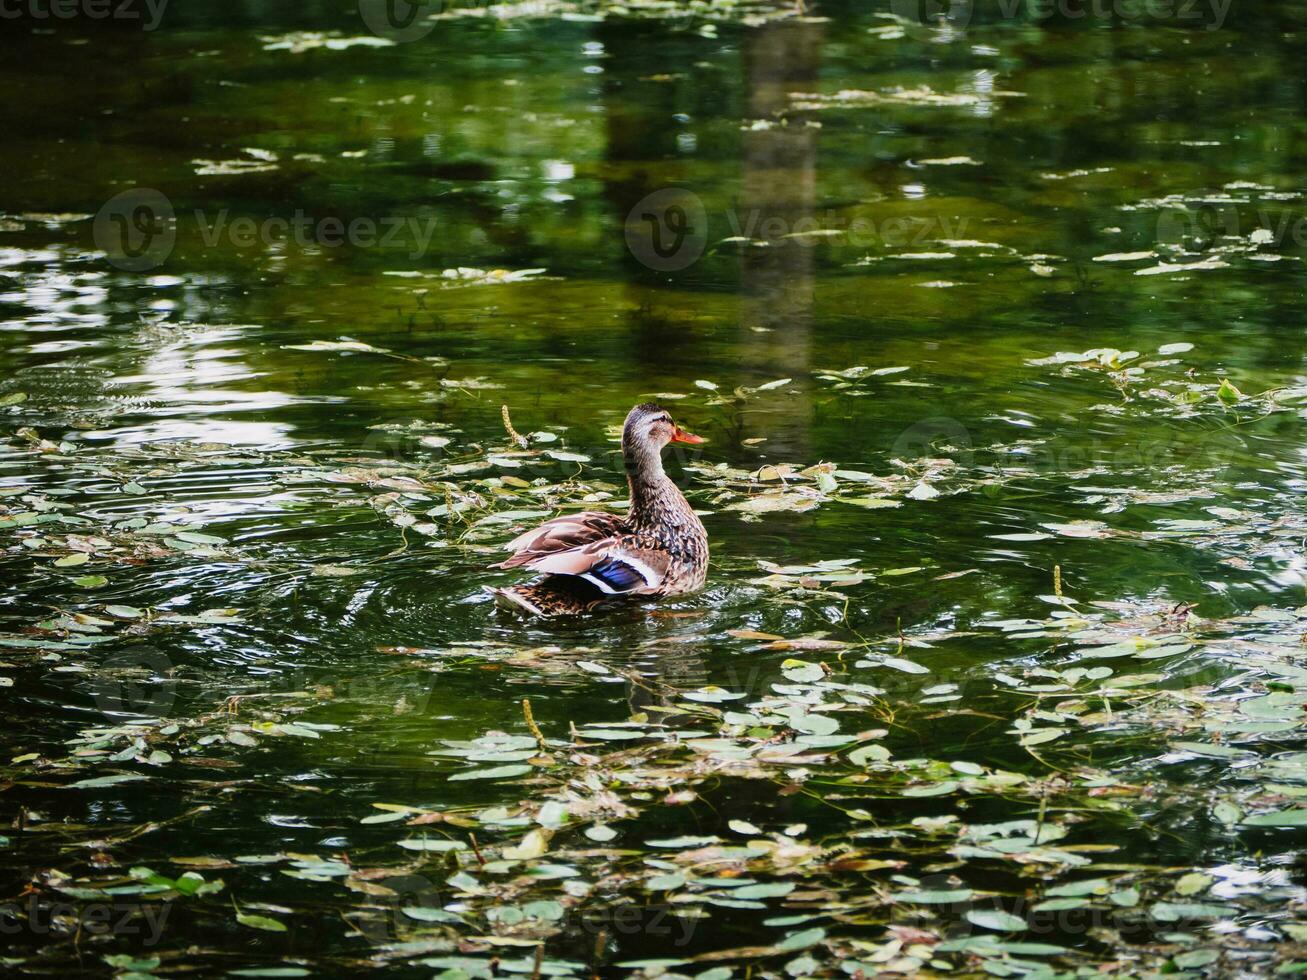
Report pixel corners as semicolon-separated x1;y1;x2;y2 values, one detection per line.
622;403;704;453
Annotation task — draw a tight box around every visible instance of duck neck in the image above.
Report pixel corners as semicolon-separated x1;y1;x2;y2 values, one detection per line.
624;440;685;529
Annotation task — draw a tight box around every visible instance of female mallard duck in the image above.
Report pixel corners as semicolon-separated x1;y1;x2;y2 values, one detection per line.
490;403;709;616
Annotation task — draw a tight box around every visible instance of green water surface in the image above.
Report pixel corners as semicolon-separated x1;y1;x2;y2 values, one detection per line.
1;1;1306;977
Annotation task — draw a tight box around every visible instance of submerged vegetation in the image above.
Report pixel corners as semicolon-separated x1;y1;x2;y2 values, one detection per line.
3;0;1307;977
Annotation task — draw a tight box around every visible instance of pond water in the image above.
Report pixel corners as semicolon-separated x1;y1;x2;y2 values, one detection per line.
2;1;1306;977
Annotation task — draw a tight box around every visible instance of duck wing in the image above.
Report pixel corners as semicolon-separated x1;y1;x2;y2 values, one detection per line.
497;512;625;566
494;512;668;594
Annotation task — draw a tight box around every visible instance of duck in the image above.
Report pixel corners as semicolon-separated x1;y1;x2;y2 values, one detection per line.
489;403;709;617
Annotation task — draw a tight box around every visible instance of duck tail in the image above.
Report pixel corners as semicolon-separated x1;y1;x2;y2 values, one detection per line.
486;577;607;618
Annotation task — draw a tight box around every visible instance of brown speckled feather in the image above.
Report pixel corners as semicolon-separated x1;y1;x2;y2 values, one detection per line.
488;576;611;616
495;512;625;570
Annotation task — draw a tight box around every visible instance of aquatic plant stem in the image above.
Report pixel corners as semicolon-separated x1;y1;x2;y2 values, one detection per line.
523;698;547;751
501;404;528;448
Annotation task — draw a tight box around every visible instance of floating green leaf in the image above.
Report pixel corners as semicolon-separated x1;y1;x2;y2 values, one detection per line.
236;913;287;933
